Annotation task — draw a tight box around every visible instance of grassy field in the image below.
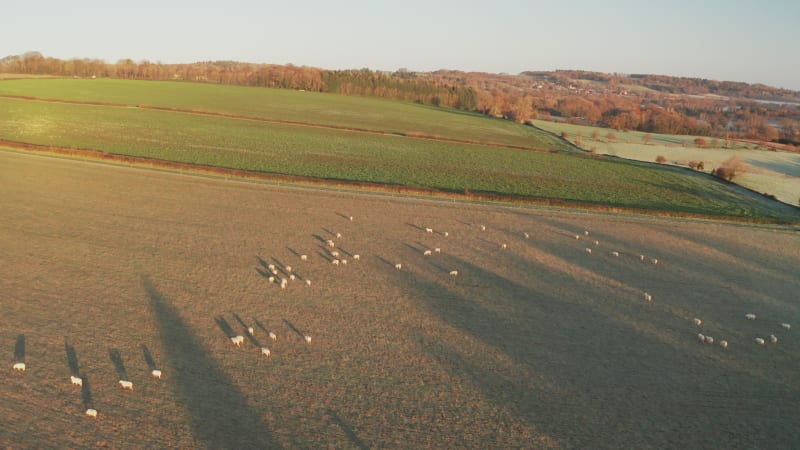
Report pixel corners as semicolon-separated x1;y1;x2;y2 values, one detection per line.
2;151;798;448
1;92;798;221
0;78;566;149
531;120;800;206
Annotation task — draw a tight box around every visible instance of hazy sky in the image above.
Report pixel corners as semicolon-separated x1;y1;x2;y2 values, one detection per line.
5;0;799;90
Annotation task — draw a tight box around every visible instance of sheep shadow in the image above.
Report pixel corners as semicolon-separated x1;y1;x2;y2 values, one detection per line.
143;276;283;449
376;255;399;269
232;312;262;348
256;256;270;269
253;318;272;336
256;267;271;279
108;349;128;379
282;319;306;341
81;373;94;410
215;316;236;338
286;247;301;258
14;334;25;362
405;222;426;232
65;339;80;376
312;233;327;245
326;408;368;450
142;344;157;371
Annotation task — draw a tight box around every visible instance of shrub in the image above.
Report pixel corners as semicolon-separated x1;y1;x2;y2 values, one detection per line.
655;155;668;164
712;155;746;181
688;160;705;171
606;132;616;142
694;137;707;147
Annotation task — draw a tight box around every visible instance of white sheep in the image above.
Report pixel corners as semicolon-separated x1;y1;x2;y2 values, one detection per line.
336;232;342;239
769;334;778;344
611;251;619;257
425;227;433;233
304;335;312;343
651;258;659;265
423;250;432;256
332;259;340;266
395;263;402;270
152;369;162;379
353;254;360;261
745;313;757;320
523;232;530;239
285;265;292;273
705;336;714;345
697;333;705;342
719;340;729;349
575;234;581;240
290;274;296;280
271;269;278;275
585;248;592;254
300;254;308;261
754;337;765;345
268;264;276;271
247;326;255;336
480;225;486;231
71;375;83;386
331;251;339;257
443;231;449;237
640;254;645;261
326;240;335;248
781;323;791;330
231;335;245;347
119;380;134;390
261;347;271;357
269;331;277;341
643;292;652;302
341;259;348;265
434;248;441;253
693;318;702;327
305;279;312;286
348;216;354;221
584;230;589;236
501;243;508;249
13;362;25;371
85;409;98;418
593;240;599;246
280;278;288;289
449;270;459;277
268;276;275;283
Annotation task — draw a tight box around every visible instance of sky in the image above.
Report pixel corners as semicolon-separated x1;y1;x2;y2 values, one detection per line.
4;0;800;90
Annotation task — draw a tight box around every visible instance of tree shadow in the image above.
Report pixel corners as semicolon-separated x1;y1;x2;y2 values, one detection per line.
326;408;368;450
108;349;128;379
142;344;157;371
143;276;283;449
65;339;80;376
14;334;25;362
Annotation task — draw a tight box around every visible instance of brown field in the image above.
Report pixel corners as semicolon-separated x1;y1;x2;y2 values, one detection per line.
1;150;798;449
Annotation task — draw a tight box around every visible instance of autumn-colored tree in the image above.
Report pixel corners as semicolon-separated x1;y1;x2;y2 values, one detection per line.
655;155;667;164
606;132;617;142
694;137;707;147
713;156;746;181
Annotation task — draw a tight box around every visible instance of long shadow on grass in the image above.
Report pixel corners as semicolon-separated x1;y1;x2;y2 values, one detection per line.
14;335;25;362
65;339;79;376
143;276;282;449
405;253;800;449
108;349;128;380
326;408;368;450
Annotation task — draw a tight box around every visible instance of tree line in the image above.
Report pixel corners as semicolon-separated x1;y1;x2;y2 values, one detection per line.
2;52;797;144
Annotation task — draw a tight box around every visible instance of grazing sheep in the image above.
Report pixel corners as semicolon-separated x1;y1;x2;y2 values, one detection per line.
119;380;134;390
305;279;312;286
697;333;705;342
341;259;348;265
395;263;402;270
443;231;449;237
304;335;312;343
336;232;342;239
693;318;702;327
611;251;619;257
754;337;765;345
231;335;245;347
248;326;255;336
271;269;278;275
480;225;486;231
85;409;98;418
770;334;778;344
501;243;508;249
434;247;441;253
290;274;296;280
423;250;432;256
584;231;589;236
269;331;277;341
585;248;592;254
593;240;599;246
643;292;652;302
719;340;729;349
326;240;335;248
268;276;275;283
152;369;162;379
575;234;581;240
781;323;791;330
261;347;271;357
331;251;339;257
280;278;288;289
651;258;659;265
425;227;433;233
285;266;292;273
523;232;530;239
745;313;757;320
300;254;308;261
705;336;714;345
70;375;83;386
348;216;354;221
332;259;340;266
353;254;360;261
268;264;276;271
449;270;459;277
13;362;25;371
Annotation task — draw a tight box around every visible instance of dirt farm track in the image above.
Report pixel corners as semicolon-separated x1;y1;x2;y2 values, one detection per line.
1;150;798;449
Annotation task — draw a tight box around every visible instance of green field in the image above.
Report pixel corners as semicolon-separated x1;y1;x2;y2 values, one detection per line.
1;79;798;222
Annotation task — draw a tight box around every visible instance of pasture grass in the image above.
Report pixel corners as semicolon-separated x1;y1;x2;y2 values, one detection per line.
1;96;797;221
